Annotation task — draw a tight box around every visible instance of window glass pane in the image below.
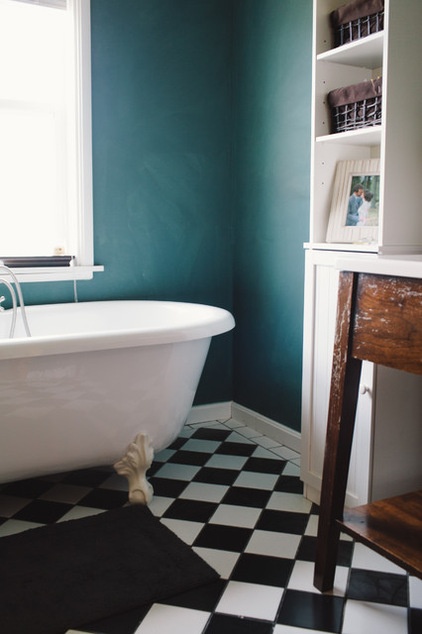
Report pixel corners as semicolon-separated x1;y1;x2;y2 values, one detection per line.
0;109;65;256
0;0;68;257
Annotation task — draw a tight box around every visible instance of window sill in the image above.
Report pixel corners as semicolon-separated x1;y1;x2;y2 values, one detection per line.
6;265;104;283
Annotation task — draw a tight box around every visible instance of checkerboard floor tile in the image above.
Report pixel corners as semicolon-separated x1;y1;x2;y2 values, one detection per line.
0;418;420;634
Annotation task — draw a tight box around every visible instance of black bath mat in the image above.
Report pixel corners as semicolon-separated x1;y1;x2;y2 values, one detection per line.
0;504;219;634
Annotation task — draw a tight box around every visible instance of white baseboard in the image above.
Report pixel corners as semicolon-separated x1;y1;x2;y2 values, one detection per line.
231;402;301;453
188;401;301;453
186;401;232;424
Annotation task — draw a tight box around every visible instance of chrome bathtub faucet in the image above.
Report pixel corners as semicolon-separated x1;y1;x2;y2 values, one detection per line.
0;264;31;338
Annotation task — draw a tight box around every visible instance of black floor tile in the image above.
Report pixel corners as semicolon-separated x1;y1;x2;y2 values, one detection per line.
215;442;256;457
243;457;286;474
347;569;408;606
163;498;219;523
0;478;53;499
77;489;129;510
255;509;309;535
296;535;354;567
160;578;226;611
204;613;273;634
192;428;232;441
168;437;188;450
13;499;73;523
278;589;344;632
221;486;272;509
230;553;294;587
193;467;239;486
274;474;304;494
194;523;253;552
62;469;112;488
168;450;211;466
148;477;188;498
409;607;422;634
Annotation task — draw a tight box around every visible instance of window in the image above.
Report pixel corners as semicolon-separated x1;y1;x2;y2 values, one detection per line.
0;0;101;281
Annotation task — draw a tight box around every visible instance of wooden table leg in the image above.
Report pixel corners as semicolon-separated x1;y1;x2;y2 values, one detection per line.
313;272;362;592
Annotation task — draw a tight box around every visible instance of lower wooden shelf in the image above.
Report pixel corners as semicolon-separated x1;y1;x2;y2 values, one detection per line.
338;490;422;578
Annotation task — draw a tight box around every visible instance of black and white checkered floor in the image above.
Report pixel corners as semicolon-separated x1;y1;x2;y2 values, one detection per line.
0;418;421;634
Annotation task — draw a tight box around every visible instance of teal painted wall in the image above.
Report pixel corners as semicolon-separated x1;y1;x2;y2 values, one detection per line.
17;0;312;430
21;0;235;405
232;0;312;431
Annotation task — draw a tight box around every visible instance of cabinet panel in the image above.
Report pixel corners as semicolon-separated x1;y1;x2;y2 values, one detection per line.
301;251;372;506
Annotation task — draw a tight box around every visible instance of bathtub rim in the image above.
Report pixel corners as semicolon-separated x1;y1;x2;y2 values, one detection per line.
0;299;235;361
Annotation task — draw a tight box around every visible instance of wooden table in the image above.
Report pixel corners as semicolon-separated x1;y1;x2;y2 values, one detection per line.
314;260;422;592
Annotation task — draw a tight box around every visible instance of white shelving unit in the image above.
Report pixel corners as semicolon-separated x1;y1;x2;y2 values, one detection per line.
301;0;422;506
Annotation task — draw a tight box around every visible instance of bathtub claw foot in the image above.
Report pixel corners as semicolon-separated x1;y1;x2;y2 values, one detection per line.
113;433;154;505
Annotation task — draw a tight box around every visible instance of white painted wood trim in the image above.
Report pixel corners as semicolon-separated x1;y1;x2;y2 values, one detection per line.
187;402;301;454
186;402;232;425
231;403;301;453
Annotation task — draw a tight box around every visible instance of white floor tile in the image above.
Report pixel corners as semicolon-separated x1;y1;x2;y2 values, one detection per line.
245;529;301;559
234;471;279;490
134;604;210;634
0;518;42;536
270;446;300;461
39;484;92;503
216;580;284;621
233;425;262;439
409;575;422;608
251;446;285;460
352;542;407;574
304;513;319;537
274;626;328;634
222;419;245;429
267;492;313;514
154;448;177;462
342;600;408;634
209;504;261;529
287;560;348;596
57;506;105;522
0;494;31;517
153;462;200;481
159;518;204;545
226;431;255;445
193;546;240;579
148;495;173;517
99;474;129;491
179;481;229;503
253;436;282;450
205;453;248;470
280;462;301;477
180;438;221;453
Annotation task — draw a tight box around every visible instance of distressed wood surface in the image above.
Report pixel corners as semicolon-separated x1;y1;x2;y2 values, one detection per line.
314;271;422;593
340;490;422;578
352;273;422;373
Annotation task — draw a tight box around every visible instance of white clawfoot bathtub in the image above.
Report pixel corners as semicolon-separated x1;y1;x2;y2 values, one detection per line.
0;300;234;503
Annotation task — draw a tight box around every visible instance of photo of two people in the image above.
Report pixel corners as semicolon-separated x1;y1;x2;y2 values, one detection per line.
345;175;380;227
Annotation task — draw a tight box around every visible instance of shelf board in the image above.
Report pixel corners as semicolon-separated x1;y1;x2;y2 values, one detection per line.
317;32;383;69
307;242;378;253
339;491;422;578
316;126;382;146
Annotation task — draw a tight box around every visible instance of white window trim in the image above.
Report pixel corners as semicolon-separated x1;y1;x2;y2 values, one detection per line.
6;0;103;283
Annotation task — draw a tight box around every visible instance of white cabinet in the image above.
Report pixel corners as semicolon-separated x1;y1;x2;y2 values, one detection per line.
301;250;422;506
301;0;422;506
310;0;422;254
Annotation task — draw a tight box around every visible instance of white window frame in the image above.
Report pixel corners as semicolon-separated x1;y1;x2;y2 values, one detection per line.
3;0;103;282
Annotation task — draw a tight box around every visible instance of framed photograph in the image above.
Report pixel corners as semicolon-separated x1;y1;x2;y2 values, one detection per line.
326;158;380;245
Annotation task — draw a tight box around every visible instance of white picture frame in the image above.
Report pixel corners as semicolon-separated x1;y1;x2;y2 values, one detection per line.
326;158;380;245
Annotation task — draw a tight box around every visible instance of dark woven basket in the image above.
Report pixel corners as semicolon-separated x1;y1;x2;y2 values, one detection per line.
328;78;382;134
333;10;384;47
